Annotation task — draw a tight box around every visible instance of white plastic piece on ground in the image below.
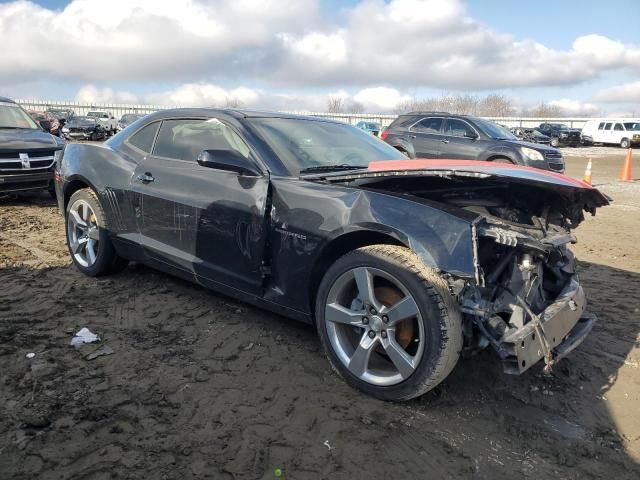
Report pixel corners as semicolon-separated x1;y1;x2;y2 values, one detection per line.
70;327;100;347
26;352;36;359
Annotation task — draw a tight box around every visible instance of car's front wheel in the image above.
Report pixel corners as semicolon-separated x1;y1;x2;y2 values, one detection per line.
621;138;630;149
315;245;462;401
66;188;128;276
550;137;560;147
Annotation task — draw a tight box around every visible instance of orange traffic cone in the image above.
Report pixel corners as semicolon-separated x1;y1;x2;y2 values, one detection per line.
582;159;592;185
619;149;633;181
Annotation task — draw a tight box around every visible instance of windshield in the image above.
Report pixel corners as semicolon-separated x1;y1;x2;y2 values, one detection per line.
250;118;405;174
68;117;96;126
121;114;141;123
0;103;40;129
623;122;640;131
474;118;517;140
48;109;70;118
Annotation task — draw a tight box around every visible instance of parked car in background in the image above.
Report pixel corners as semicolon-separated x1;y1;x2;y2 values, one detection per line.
29;110;61;136
0;97;64;196
580;119;640;148
56;108;607;401
537;123;581;147
46;108;75;126
87;111;117;135
355;121;381;137
510;127;551;145
61;116;106;141
117;113;146;132
381;112;565;172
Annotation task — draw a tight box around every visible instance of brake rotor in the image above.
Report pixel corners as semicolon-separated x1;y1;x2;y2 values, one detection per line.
374;285;415;349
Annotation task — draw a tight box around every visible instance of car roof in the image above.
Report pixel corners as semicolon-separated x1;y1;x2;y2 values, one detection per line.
142;108;348;125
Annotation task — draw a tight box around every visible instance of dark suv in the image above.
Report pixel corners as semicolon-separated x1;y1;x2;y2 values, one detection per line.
0;97;65;196
381;112;565;172
538;123;581;148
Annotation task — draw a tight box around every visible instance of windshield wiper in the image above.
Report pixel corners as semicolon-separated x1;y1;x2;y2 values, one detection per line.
299;164;367;175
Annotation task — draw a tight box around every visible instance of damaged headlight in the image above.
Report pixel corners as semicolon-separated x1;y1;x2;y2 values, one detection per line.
62;127;70;133
520;147;544;161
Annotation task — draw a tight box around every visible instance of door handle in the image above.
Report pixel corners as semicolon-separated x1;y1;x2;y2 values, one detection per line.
441;139;450;144
137;172;155;184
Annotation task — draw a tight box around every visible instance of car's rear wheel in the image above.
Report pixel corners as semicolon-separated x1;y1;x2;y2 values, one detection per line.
550;137;560;147
315;245;462;401
66;188;128;276
621;138;630;149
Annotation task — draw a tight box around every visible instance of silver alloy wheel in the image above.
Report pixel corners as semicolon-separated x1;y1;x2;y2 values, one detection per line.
325;266;425;386
67;199;100;268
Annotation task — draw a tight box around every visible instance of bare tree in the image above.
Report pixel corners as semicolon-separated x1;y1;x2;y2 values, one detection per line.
346;100;365;114
327;96;345;113
524;102;565;118
478;94;514;117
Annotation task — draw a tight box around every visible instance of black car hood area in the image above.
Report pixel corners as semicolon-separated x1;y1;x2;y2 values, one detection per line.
0;128;58;151
503;139;556;151
67;121;97;128
303;160;609;228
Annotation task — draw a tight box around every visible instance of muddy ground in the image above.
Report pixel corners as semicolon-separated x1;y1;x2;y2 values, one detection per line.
0;149;639;479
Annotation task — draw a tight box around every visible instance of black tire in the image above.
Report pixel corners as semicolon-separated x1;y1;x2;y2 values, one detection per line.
47;182;57;199
621;138;630;149
550;137;560;148
491;156;513;164
65;188;128;276
394;146;412;158
315;245;463;401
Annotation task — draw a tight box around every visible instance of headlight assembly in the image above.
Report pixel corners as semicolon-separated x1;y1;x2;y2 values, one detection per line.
520;147;544;161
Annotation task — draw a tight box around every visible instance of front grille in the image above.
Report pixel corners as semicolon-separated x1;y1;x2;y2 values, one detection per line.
543;150;563;161
549;163;564;172
0;150;56;172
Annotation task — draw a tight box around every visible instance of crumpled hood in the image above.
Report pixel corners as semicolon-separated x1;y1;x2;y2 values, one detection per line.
0;128;59;152
304;159;610;210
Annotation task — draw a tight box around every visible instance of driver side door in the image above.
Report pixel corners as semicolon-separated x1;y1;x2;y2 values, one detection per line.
131;117;270;295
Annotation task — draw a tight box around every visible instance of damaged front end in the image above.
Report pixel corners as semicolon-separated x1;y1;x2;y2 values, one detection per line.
320;161;610;375
425;172;608;374
462;217;595;374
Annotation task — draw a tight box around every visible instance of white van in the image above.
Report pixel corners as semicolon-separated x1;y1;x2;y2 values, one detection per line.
581;119;640;148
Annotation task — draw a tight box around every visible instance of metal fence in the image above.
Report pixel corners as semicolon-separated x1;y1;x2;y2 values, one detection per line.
15;99;593;129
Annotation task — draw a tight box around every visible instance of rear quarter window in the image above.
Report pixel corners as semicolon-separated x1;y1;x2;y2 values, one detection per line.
127;122;160;154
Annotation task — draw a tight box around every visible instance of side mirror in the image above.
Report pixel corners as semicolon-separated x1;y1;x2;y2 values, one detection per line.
464;131;478;140
197;149;261;176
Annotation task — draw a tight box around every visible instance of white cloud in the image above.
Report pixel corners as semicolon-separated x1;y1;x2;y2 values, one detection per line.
548;98;600;116
353;87;411;111
75;85;138;104
1;0;639;93
593;81;640;104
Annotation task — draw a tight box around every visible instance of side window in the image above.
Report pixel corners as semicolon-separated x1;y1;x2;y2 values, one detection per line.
128;122;160;154
598;122;605;129
411;118;443;134
614;123;623;131
153;118;252;162
444;119;475;137
604;123;613;130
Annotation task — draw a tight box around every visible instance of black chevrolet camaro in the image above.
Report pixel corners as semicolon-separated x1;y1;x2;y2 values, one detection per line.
55;109;608;400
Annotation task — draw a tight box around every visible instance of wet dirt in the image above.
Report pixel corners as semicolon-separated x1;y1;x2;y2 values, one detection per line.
1;152;639;479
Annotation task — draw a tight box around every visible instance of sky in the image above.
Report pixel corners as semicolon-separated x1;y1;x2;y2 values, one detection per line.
1;0;639;115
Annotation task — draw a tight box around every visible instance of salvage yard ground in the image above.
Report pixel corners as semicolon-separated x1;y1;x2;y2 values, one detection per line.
1;148;639;479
